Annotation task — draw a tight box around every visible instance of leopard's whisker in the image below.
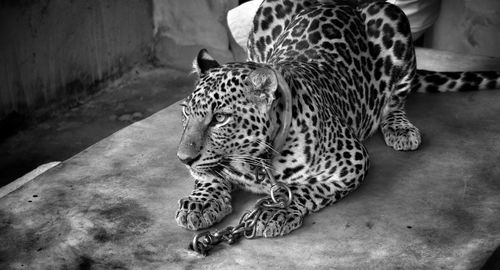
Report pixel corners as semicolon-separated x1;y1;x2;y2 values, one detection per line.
226;155;278;172
219;163;239;178
255;139;281;155
212;168;226;180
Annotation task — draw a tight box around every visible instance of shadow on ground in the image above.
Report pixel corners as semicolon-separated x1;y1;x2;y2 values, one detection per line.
0;66;194;187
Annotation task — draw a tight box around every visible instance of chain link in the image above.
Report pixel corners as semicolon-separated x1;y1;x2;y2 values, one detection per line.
188;167;293;255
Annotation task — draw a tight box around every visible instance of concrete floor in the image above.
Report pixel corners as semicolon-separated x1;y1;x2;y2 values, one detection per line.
0;66;195;187
0;78;499;269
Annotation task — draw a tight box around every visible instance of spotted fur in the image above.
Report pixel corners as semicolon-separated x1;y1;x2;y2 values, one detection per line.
175;0;500;237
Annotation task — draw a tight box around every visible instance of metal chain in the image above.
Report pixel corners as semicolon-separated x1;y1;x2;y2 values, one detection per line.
189;163;293;255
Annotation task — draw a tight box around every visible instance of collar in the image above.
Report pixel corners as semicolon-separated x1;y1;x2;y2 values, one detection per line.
269;66;293;155
255;66;293;186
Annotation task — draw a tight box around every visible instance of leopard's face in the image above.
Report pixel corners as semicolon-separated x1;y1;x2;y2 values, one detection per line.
178;65;274;179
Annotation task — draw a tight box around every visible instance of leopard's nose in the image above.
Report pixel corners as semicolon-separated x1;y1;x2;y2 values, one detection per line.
177;153;201;166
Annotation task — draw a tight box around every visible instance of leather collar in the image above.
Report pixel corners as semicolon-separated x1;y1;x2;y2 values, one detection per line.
269;66;292;156
255;66;293;182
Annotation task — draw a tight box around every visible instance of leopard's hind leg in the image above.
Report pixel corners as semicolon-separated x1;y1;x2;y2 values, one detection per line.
380;70;422;151
360;1;421;150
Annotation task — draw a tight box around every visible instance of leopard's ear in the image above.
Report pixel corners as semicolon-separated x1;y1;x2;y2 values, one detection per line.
192;49;220;76
246;67;278;112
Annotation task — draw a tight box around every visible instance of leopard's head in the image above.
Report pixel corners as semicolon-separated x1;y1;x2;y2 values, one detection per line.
177;49;288;180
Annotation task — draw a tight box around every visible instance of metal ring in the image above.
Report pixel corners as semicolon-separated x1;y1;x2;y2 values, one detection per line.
244;223;258;239
191;231;210;254
270;182;293;208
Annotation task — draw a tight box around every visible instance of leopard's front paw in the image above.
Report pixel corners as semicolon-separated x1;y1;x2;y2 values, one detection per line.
175;196;232;230
254;207;304;238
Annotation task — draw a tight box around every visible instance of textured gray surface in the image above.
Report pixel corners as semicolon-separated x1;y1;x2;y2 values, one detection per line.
1;91;499;269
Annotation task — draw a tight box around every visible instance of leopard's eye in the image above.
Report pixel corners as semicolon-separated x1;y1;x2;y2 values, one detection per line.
212;113;231;126
214;113;227;123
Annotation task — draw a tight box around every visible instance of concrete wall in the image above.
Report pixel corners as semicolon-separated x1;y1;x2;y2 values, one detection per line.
0;0;153;120
3;0;498;123
426;0;500;58
152;0;239;71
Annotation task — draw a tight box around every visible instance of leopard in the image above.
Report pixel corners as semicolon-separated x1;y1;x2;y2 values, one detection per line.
175;0;500;238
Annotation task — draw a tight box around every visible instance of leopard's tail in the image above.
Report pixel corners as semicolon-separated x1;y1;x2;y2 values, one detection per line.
412;70;500;93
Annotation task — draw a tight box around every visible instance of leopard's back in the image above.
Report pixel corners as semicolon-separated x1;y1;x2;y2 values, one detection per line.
248;0;406;140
